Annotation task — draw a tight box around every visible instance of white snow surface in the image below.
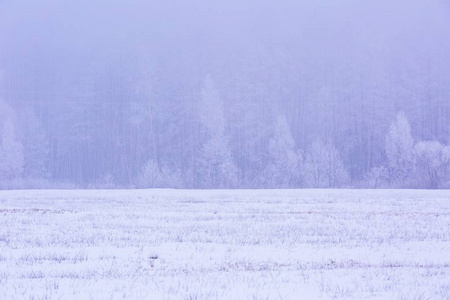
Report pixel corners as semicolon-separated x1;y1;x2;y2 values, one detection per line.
0;189;449;299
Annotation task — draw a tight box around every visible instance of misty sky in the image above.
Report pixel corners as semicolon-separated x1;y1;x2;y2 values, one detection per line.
2;0;448;81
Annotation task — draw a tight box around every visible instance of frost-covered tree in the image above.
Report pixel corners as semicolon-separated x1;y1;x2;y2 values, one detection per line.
136;159;183;188
136;160;161;188
385;112;415;186
0;119;24;180
260;116;300;188
302;140;349;188
90;172;116;189
21;108;50;179
414;141;450;189
364;166;389;188
196;76;238;188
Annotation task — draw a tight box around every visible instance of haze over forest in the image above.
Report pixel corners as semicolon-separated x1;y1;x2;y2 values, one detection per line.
0;0;449;189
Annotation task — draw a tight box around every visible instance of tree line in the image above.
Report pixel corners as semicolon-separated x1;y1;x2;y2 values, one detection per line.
0;91;449;189
0;0;449;189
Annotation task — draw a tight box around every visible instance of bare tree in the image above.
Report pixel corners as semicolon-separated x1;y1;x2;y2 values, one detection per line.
302;140;349;188
414;141;450;189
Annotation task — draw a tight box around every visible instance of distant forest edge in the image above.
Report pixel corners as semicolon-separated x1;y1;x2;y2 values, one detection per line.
0;97;449;190
0;0;449;189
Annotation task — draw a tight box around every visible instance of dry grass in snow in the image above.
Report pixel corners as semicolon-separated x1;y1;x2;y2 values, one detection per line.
0;189;449;299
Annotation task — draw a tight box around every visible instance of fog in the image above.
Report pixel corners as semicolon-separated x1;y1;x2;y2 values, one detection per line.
1;0;449;189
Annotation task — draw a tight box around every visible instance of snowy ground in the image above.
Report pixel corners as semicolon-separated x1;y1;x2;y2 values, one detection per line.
0;189;449;300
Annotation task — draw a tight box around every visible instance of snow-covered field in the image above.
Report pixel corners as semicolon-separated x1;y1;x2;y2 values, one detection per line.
0;189;449;300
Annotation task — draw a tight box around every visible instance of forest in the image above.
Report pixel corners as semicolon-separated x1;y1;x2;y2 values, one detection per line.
0;0;449;189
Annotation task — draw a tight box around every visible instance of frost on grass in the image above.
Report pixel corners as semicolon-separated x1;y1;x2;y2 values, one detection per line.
0;189;449;299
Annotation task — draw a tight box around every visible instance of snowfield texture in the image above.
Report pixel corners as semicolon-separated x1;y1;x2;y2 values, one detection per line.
0;189;449;299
